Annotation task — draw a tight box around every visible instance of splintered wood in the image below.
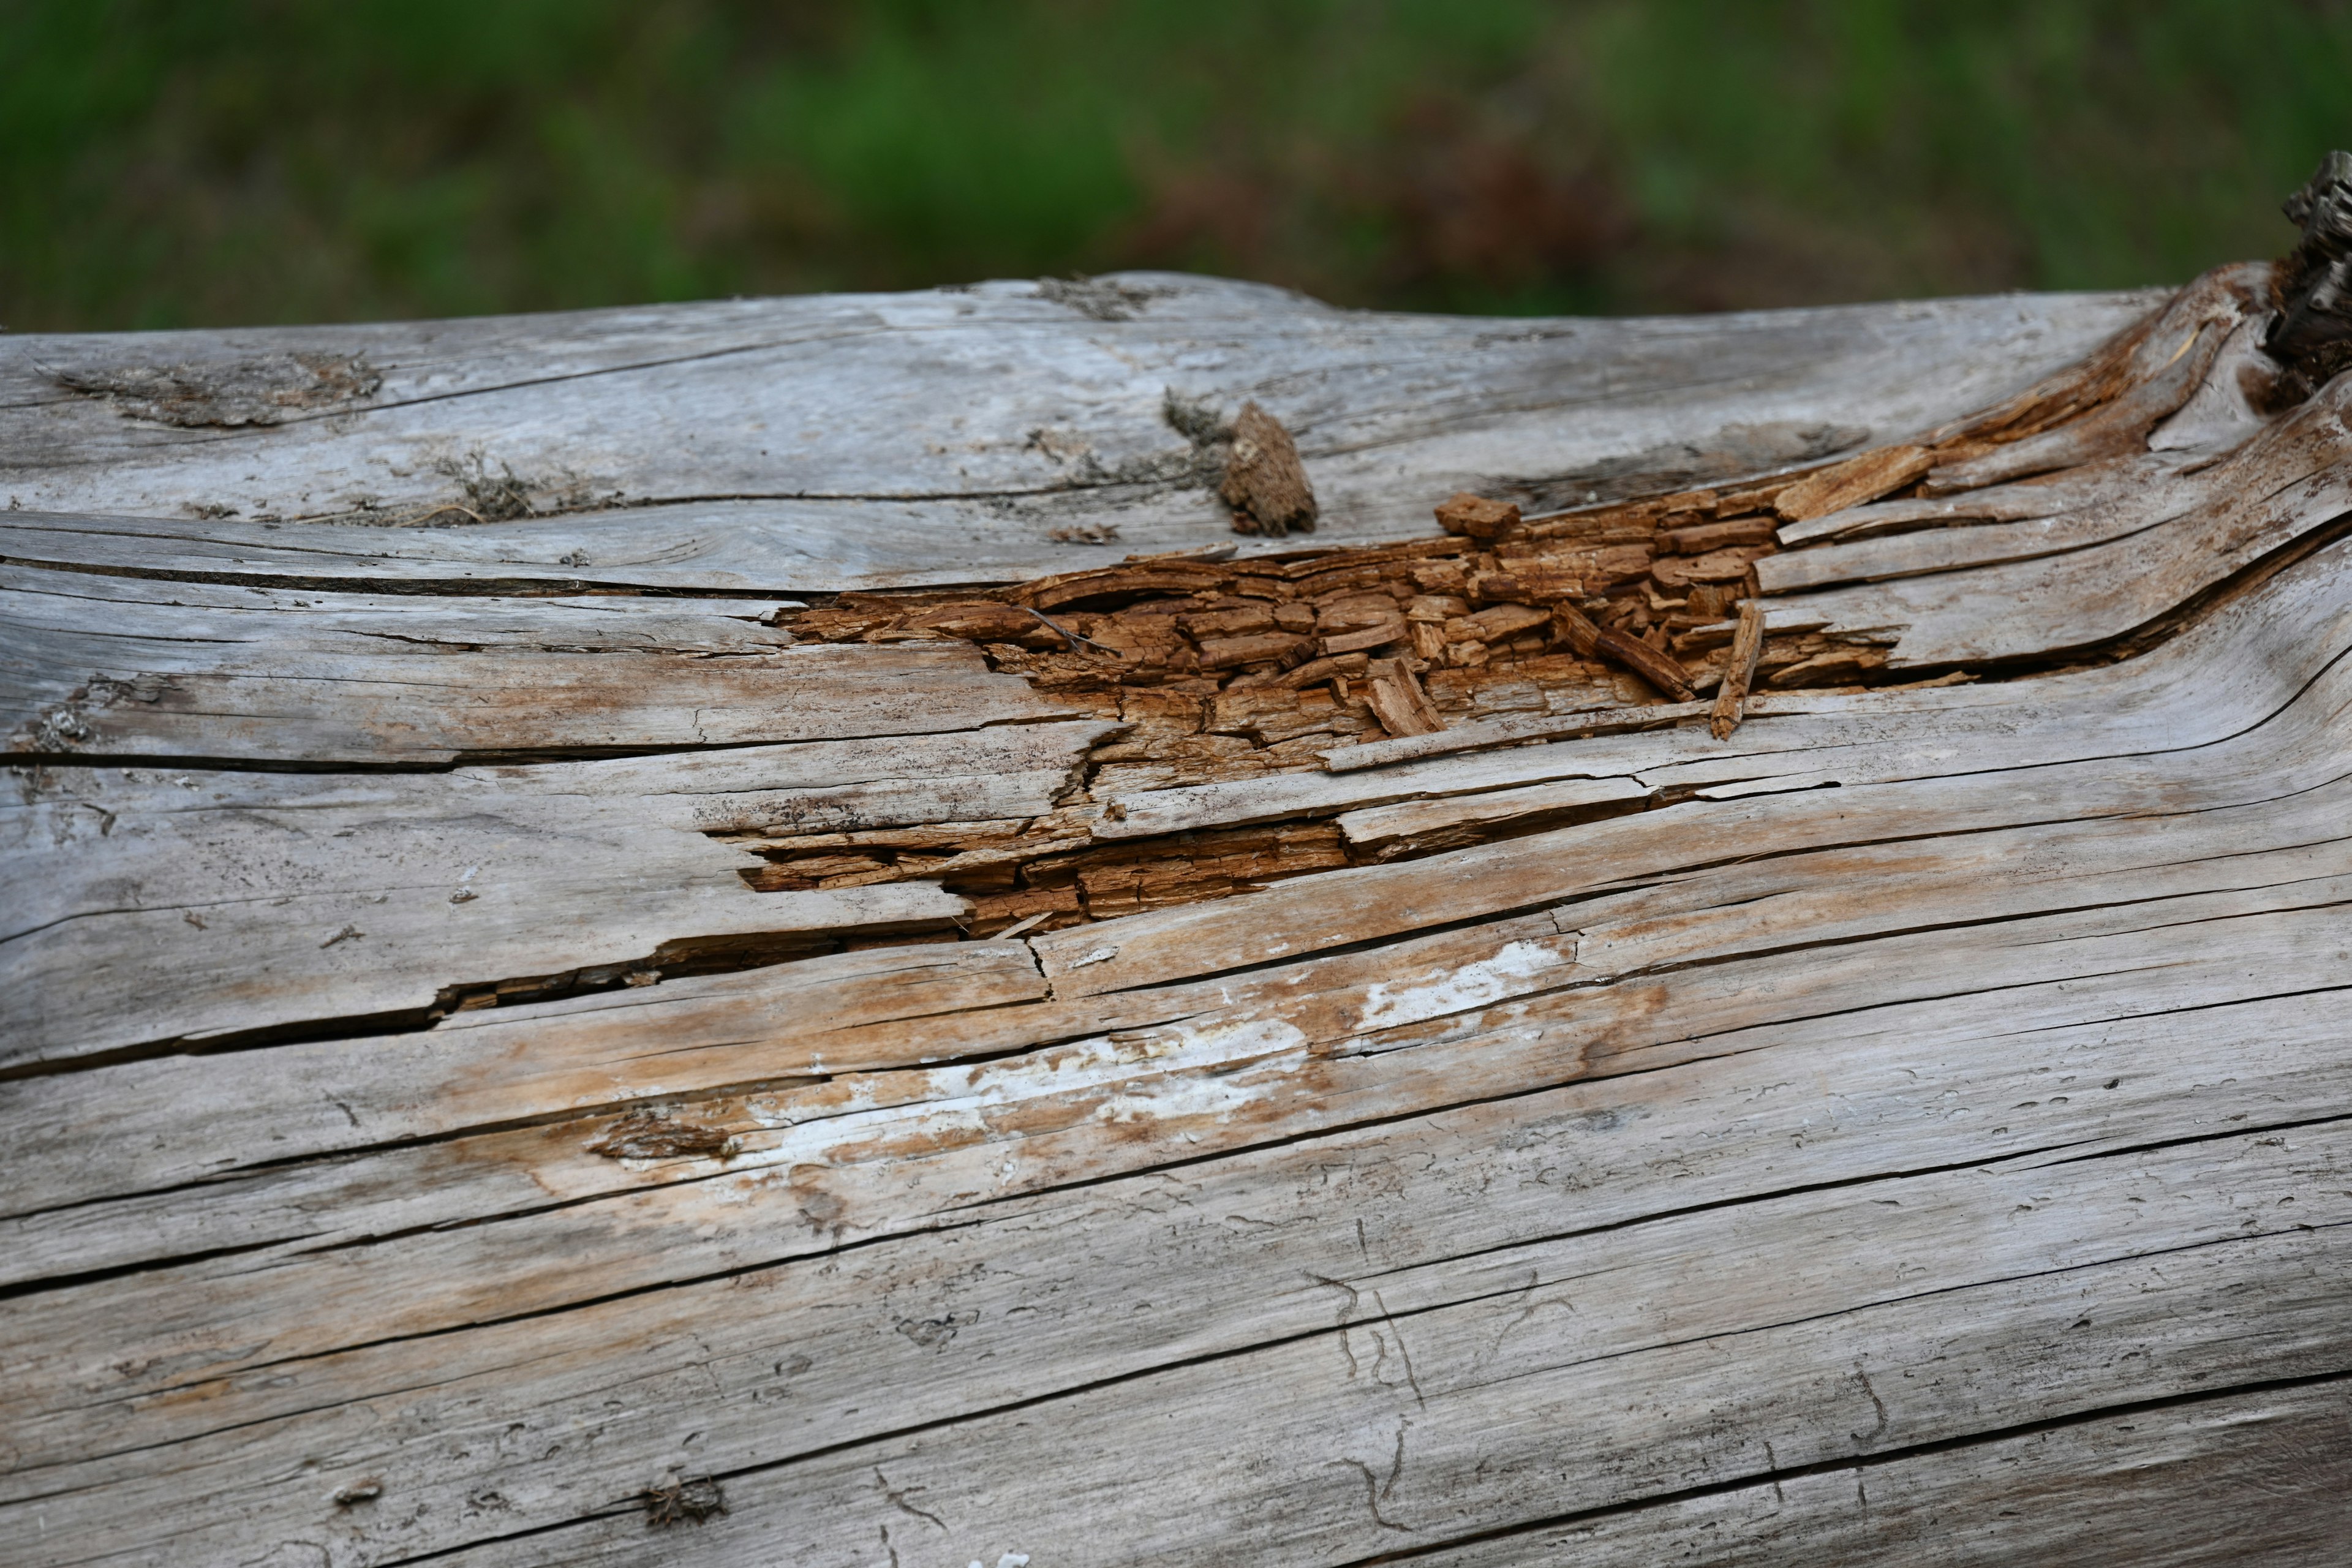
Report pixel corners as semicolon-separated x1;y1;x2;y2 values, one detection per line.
775;491;1782;928
771;270;2312;933
10;170;2352;1568
1711;600;1768;739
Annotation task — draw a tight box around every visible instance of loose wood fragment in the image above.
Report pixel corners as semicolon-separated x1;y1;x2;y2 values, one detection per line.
1650;545;1768;588
1771;459;2145;546
1550;601;1606;657
1773;444;1934;522
1594;627;1697;699
1767;646;1886;686
1219;401;1317;536
1452;603;1550;643
1197;630;1310;669
898;601;1053;642
1365;660;1446;737
1019;562;1234;612
1553;601;1697;700
1320;618;1408;655
1655;515;1781;554
1275;650;1370;688
1434;491;1523;540
1710;600;1768;740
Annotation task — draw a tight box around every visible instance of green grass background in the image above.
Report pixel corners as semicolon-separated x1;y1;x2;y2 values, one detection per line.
5;0;2349;330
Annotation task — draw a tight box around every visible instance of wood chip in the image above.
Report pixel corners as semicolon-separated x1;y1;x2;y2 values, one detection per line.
1767;646;1885;686
1453;603;1550;643
1196;631;1311;671
1650;546;1767;589
1434;492;1523;539
1550;601;1605;658
1365;662;1446;737
898;602;1049;641
1219;401;1318;536
1022;564;1234;612
1176;605;1276;640
1320;618;1409;655
1275;651;1370;689
1594;627;1699;701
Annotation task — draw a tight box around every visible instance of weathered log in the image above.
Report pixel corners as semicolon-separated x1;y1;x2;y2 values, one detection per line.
7;166;2352;1566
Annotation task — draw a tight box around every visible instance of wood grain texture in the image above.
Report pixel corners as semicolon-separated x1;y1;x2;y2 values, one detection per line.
0;565;1089;764
6;261;2350;1567
1417;1379;2352;1567
2;717;1109;1061
0;276;2157;590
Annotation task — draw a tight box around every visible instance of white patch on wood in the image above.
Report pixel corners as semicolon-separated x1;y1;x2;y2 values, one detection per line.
1355;940;1575;1033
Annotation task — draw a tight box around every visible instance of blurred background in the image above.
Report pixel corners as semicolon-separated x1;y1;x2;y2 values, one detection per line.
5;0;2348;332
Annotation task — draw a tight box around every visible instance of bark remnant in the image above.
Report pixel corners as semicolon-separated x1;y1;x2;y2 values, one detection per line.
1221;401;1319;536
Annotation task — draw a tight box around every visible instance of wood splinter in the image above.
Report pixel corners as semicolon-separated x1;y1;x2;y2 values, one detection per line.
1550;601;1699;703
1710;600;1768;741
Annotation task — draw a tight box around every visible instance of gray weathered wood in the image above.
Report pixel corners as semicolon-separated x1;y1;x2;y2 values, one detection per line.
5;256;2348;1567
0;277;2159;590
1419;1380;2352;1566
2;717;1109;1061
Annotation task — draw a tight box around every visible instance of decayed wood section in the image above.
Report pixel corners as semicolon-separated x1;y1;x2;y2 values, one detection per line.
7;168;2352;1566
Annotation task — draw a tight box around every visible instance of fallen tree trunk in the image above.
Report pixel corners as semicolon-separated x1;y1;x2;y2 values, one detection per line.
6;164;2352;1566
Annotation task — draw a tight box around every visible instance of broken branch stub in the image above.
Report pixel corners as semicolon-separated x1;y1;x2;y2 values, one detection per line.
1219;400;1318;536
2269;149;2352;393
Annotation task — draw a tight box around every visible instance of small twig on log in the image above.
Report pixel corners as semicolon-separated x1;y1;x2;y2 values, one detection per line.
1710;600;1768;741
1021;605;1115;654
